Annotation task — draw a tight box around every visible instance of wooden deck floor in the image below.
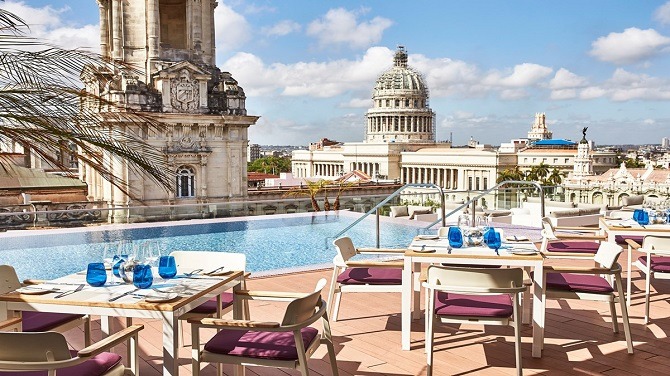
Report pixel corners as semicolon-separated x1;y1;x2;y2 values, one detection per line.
62;251;670;376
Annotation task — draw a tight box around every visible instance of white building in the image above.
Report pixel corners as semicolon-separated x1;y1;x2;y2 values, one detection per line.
81;0;258;208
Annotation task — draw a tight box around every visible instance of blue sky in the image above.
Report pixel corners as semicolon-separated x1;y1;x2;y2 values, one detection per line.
6;1;670;146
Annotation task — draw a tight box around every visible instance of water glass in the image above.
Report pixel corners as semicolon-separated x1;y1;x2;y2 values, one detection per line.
633;209;649;225
158;256;177;279
485;229;502;251
86;262;107;287
457;214;470;228
112;254;128;278
133;264;153;289
447;226;463;248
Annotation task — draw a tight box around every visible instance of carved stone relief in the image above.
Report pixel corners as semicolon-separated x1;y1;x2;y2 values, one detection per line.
170;69;200;111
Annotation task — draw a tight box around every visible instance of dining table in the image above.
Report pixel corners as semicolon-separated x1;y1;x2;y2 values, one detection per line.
401;234;547;358
0;268;245;376
600;216;670;306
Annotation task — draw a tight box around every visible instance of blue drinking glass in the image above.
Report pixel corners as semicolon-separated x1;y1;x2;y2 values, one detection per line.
133;264;153;289
447;226;463;248
86;262;107;287
133;264;154;289
485;229;502;251
633;209;649;225
112;254;128;278
158;256;177;279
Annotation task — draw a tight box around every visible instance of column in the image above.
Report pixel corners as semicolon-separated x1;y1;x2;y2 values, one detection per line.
111;0;122;60
97;0;110;58
146;0;159;61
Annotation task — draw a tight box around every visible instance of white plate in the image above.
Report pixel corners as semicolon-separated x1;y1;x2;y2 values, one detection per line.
144;293;180;303
509;250;538;255
417;235;439;240
16;287;58;295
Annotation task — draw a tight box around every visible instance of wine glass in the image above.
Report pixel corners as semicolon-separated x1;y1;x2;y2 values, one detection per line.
86;262;107;287
447;226;463;248
133;263;153;289
458;214;470;228
485;229;502;255
142;240;160;267
158;256;177;279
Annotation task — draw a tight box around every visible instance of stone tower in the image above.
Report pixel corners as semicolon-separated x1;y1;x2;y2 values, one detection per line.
527;112;552;140
82;0;259;211
365;46;435;143
573;128;594;179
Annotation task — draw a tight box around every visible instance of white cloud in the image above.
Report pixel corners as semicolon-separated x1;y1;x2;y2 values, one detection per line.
500;89;528;100
2;1;99;51
495;63;553;87
215;3;252;53
549;68;589;89
340;98;372;108
550;89;577;100
262;20;301;37
579;86;607;100
654;1;670;25
577;68;670;101
590;27;670;64
643;118;656;125
306;8;392;49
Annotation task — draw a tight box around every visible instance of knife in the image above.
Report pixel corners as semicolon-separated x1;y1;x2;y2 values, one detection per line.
109;288;141;302
53;284;85;299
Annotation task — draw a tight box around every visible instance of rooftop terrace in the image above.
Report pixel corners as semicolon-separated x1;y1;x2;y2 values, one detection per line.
57;249;669;375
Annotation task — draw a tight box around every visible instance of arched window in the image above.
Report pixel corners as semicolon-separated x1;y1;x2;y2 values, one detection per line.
176;165;195;198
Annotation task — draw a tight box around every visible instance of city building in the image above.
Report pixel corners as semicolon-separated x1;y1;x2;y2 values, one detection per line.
292;47;617;193
247;144;261;163
81;0;258;210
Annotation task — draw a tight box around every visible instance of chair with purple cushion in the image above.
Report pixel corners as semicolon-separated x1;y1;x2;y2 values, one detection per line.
188;278;338;376
0;319;142;376
625;235;670;323
327;237;404;322
541;242;633;353
170;251;249;345
540;217;607;256
423;266;525;376
0;265;91;346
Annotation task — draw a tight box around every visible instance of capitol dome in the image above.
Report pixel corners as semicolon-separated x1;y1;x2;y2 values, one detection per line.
373;47;428;96
365;46;435;144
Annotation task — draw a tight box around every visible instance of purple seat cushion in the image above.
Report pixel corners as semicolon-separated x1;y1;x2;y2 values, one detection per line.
187;292;234;314
546;241;600;254
543;272;614;294
441;263;500;268
615;235;644;245
337;267;402;285
0;352;121;376
204;327;319;360
21;311;85;332
638;256;670;272
434;292;513;318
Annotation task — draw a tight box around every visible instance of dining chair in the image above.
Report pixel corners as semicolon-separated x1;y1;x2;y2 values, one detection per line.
540;217;606;256
170;251;249;344
327;237;404;321
0;318;142;376
0;265;91;346
189;278;339;376
423;265;525;376
625;235;670;323
541;241;633;353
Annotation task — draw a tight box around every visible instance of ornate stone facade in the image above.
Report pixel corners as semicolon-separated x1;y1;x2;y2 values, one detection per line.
82;0;258;209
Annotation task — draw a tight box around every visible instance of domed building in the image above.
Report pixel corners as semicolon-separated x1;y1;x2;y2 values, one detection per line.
365;46;435;143
292;46;487;186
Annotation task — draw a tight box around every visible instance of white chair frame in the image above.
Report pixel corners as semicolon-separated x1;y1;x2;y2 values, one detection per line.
542;242;633;354
625;235;670;323
423;265;525;376
189;278;338;376
0;319;142;376
0;265;91;346
327;237;404;321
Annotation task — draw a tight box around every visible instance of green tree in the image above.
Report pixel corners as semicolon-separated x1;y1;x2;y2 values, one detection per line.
497;166;525;183
546;168;564;186
248;156;291;174
0;10;171;195
285;179;324;211
530;162;550;184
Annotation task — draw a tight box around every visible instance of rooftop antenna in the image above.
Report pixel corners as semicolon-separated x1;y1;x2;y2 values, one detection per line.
450;132;453;144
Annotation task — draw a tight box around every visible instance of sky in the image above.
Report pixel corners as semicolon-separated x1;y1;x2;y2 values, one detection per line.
5;1;670;146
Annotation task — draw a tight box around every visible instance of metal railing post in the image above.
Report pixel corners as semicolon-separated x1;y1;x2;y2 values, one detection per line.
440;192;446;228
471;200;476;227
376;208;381;248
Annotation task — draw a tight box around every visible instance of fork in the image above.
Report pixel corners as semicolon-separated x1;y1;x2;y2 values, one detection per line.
184;269;203;277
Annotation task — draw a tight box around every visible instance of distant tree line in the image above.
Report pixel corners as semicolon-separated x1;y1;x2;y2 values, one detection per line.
497;162;564;186
248;156;291;174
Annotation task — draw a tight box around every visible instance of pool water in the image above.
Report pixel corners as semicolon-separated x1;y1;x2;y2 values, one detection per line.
0;212;425;280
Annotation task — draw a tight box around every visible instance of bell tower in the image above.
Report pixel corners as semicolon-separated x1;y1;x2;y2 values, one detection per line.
84;0;258;215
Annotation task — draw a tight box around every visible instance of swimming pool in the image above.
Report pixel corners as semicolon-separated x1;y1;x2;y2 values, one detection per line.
0;212;426;280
